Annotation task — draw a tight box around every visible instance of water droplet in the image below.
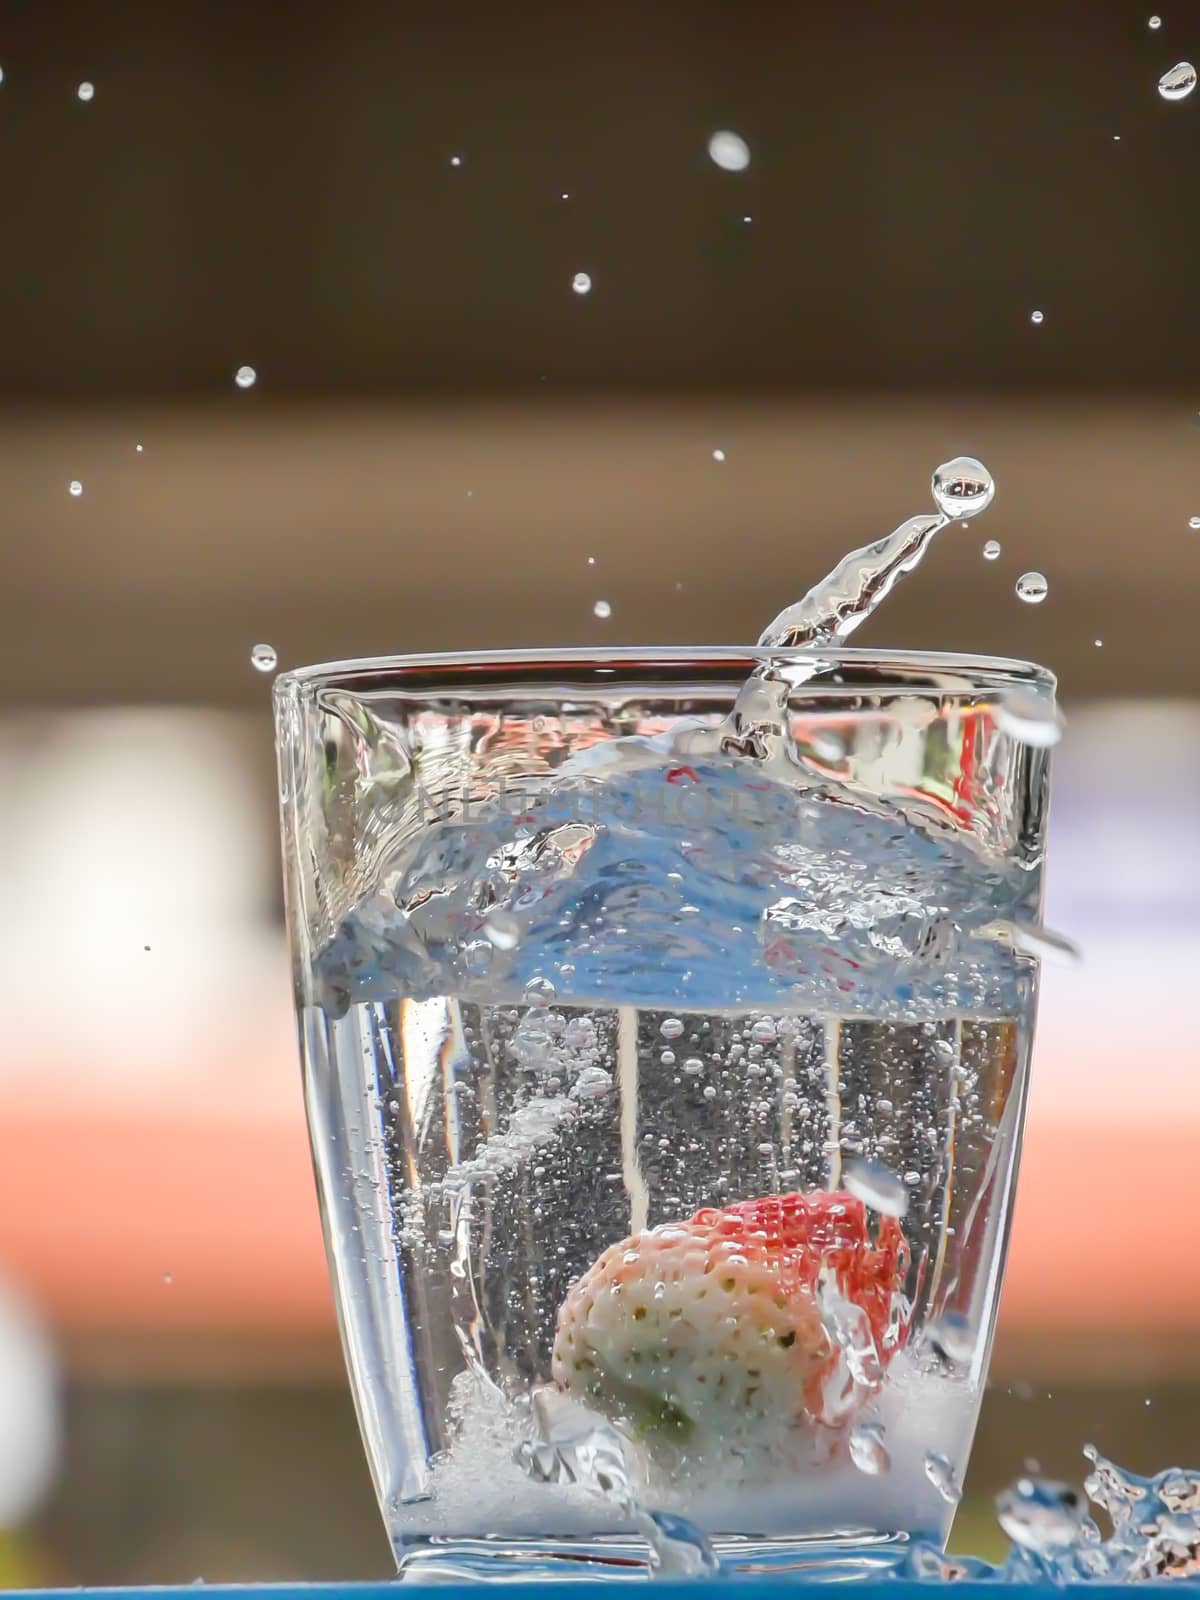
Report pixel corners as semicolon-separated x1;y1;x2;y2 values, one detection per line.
1016;571;1049;604
483;909;521;951
849;1422;892;1476
712;448;726;462
844;1157;908;1218
983;539;1002;560
68;479;83;497
931;456;995;520
925;1451;962;1504
250;642;277;673
994;691;1065;749
449;155;463;167
1158;61;1196;100
523;976;556;1008
1149;14;1163;28
1031;309;1045;325
163;1272;174;1286
572;272;592;296
560;192;570;200
1094;638;1103;647
742;214;752;223
1189;516;1200;529
234;364;257;389
996;1477;1085;1554
592;599;611;619
135;442;144;453
586;554;596;565
660;1018;685;1039
76;81;94;102
707;129;751;171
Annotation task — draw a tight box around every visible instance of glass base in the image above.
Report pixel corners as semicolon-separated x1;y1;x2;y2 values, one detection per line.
395;1530;921;1582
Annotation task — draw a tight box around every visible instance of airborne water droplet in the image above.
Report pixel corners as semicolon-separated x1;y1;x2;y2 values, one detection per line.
1031;309;1045;325
982;539;1002;560
234;365;257;389
1188;516;1200;529
250;643;278;673
707;130;751;171
68;479;83;497
572;272;592;296
1016;571;1049;604
712;448;726;462
592;599;611;619
931;457;995;519
76;81;95;102
1158;61;1196;100
1149;13;1163;26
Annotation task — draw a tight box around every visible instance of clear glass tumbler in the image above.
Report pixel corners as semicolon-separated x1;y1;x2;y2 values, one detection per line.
274;647;1053;1580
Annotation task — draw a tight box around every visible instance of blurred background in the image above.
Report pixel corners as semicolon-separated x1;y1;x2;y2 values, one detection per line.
1;0;1199;1581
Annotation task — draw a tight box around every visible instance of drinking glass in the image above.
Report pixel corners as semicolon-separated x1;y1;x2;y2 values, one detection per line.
274;647;1053;1579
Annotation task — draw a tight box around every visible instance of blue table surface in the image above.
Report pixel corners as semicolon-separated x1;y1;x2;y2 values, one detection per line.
4;1584;1197;1597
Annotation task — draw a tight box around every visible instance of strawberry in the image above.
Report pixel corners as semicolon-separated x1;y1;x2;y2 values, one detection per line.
552;1190;908;1461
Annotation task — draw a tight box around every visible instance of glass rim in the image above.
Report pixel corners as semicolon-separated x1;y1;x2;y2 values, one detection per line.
274;645;1055;700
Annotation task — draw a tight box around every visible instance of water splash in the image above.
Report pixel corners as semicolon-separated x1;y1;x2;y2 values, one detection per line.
758;457;994;648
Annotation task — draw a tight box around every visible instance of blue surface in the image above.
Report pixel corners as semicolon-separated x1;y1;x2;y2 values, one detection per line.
4;1584;1197;1597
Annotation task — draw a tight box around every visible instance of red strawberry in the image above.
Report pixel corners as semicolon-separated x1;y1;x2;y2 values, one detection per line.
552;1190;908;1460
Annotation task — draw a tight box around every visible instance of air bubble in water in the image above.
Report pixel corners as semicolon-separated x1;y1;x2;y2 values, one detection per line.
983;539;1002;560
77;81;94;102
483;909;521;951
250;643;277;673
849;1421;891;1476
844;1157;908;1218
994;691;1065;749
707;130;751;171
234;365;257;389
592;599;611;619
68;479;83;497
1016;571;1049;604
1159;61;1197;99
931;457;995;519
572;272;592;296
523;976;556;1008
925;1451;962;1504
660;1017;685;1039
571;1065;613;1101
996;1477;1086;1554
